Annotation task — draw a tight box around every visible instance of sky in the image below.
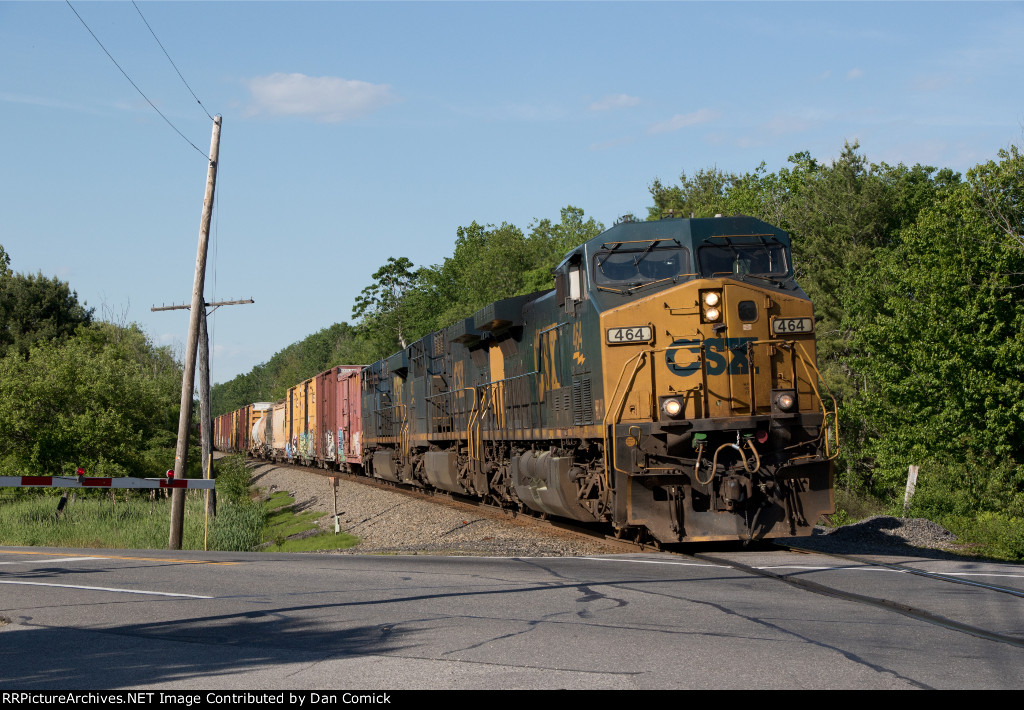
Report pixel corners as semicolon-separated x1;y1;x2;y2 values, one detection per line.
2;1;1022;386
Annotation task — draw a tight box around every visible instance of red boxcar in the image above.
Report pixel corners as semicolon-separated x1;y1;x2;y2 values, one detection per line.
214;411;231;451
315;365;364;471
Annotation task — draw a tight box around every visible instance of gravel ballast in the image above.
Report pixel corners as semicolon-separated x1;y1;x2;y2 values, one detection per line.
248;460;624;557
246;460;969;558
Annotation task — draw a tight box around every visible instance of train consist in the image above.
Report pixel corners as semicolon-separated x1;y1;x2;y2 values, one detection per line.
215;216;837;543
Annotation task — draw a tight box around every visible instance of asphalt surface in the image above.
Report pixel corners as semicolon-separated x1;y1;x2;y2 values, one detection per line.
1;546;1022;690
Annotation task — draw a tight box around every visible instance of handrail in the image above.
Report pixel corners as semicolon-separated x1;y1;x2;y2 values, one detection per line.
471;386;492;474
400;401;410;464
793;342;840;461
601;350;648;488
465;386;482;473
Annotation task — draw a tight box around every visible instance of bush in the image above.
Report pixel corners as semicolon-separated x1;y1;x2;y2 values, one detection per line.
959;512;1024;561
213;455;253;503
826;487;889;526
0;322;181;479
905;458;1024;522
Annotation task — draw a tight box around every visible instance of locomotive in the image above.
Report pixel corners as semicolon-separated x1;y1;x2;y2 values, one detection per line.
217;215;836;544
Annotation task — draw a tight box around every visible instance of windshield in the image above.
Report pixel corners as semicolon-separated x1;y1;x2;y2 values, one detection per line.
593;247;689;286
697;244;788;277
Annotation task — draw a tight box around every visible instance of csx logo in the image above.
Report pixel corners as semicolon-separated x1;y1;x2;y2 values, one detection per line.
666;337;757;376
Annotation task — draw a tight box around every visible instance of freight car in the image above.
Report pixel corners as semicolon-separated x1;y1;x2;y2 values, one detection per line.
217;215;836;544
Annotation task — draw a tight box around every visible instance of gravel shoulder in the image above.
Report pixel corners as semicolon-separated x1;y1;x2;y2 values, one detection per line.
245;459;984;560
775;516;984;560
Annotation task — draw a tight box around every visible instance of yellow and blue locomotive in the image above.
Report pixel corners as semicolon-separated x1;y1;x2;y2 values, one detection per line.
361;215;836;543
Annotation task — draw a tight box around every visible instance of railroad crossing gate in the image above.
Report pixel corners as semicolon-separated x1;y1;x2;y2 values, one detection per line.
0;475;215;490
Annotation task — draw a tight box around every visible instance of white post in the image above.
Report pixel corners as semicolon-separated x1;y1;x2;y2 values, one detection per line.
904;465;919;514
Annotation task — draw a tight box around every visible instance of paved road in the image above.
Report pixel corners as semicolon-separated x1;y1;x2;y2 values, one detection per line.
1;546;1022;689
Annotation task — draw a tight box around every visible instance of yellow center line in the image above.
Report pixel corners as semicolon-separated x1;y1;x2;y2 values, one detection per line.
0;549;238;565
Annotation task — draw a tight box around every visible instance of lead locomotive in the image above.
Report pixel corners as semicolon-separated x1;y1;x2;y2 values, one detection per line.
359;215;836;543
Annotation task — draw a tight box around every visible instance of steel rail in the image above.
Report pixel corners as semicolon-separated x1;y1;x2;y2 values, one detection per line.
777;543;1024;600
693;549;1024;650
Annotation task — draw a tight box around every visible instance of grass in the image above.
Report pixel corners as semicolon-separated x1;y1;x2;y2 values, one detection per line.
820;487;890;528
0;489;222;550
0;455;361;553
258;490;359;553
936;512;1024;562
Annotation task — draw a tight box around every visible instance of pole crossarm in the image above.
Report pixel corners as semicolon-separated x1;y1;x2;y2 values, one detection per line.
151;298;254;312
0;476;215;490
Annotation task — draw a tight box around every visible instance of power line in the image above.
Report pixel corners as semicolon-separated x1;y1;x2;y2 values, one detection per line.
65;0;207;159
131;0;214;122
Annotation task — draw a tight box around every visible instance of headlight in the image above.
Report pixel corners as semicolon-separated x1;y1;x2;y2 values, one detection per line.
774;392;796;411
701;290;723;323
662;398;683;417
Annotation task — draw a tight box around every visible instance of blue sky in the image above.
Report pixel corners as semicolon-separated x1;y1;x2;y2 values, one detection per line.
2;1;1022;386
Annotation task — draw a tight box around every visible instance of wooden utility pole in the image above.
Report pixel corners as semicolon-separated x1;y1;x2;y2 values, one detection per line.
154;298;254;534
197;307;214;518
169;115;221;550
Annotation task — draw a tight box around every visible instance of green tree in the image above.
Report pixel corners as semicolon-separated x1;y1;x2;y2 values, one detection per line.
648;167;737;220
856;157;1024;513
0;322;181;477
436;221;534;321
970;145;1024;248
780;148;954;490
352;256;422;356
523;206;604;292
0;268;94;360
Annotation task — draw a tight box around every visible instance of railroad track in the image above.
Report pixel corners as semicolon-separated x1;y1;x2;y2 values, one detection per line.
692;545;1024;650
247;455;1024;650
247;455;646;554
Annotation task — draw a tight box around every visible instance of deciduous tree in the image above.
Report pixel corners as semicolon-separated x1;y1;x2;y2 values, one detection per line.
352;256;422;356
0;261;94;360
0;322;180;477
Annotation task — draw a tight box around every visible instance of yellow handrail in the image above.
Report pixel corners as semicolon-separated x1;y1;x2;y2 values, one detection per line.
601;350;648;489
793;342;840;460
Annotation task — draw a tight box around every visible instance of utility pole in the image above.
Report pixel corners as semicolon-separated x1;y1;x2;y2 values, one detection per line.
153;297;253;527
197;307;213;518
168;115;221;550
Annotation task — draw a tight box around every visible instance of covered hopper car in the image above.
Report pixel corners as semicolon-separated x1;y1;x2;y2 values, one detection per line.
215;215;837;544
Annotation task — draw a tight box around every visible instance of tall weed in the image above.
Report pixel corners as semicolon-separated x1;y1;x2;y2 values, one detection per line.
213;455;254;503
207;499;266;551
0;488;265;552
